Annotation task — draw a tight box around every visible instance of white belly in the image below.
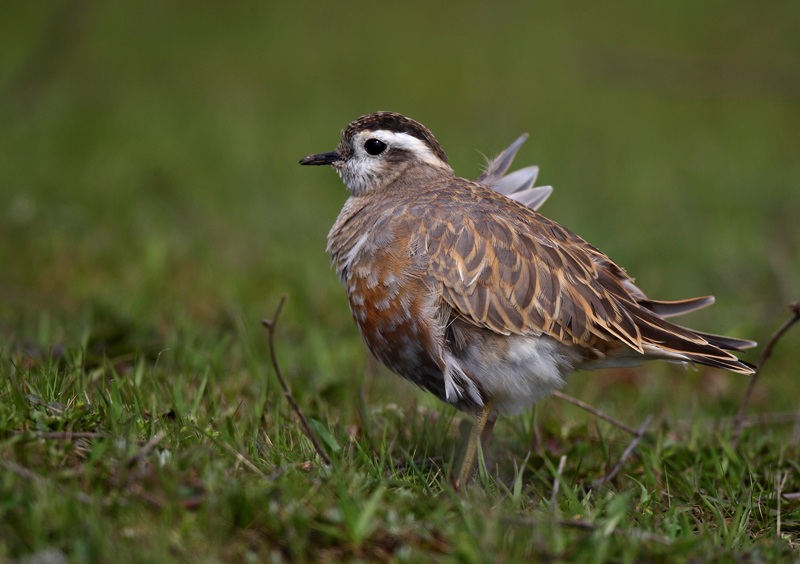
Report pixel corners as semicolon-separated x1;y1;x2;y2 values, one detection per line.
458;333;584;415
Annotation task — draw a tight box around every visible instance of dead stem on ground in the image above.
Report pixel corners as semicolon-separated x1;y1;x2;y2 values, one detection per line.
263;295;333;467
733;301;800;446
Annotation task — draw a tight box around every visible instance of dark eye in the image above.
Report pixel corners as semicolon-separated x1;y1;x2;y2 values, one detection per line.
364;138;387;156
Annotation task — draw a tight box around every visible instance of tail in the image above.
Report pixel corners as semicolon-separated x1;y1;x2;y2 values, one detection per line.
617;282;756;373
630;305;756;374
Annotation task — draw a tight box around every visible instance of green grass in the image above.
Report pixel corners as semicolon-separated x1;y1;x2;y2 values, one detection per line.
2;2;799;561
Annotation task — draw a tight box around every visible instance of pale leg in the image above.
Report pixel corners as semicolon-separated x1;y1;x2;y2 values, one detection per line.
455;400;493;490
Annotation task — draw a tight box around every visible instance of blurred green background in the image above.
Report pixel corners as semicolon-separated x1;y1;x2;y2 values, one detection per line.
2;2;798;404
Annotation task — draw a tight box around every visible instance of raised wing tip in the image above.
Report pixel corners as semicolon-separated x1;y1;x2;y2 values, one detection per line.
477;133;531;183
510;185;553;210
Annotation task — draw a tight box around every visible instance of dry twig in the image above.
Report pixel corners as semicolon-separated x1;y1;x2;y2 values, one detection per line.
593;415;654;487
262;296;333;467
552;391;638;436
732;301;800;446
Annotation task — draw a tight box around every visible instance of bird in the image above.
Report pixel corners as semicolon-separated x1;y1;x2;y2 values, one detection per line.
300;111;756;488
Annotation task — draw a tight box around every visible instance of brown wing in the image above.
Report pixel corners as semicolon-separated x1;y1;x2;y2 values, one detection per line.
414;180;645;352
410;178;754;373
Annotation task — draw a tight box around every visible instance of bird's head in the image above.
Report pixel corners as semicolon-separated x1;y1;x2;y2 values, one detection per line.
300;111;453;195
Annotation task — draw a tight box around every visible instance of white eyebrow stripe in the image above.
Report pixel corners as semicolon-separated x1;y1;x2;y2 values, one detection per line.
361;130;449;169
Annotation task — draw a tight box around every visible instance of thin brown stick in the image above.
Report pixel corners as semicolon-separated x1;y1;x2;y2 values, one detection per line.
262;296;333;467
732;301;800;445
593;414;653;487
552;391;638;436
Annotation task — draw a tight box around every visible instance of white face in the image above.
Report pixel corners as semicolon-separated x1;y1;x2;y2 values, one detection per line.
335;129;451;195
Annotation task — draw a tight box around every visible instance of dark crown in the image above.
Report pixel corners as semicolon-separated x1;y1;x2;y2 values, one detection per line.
344;112;449;164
